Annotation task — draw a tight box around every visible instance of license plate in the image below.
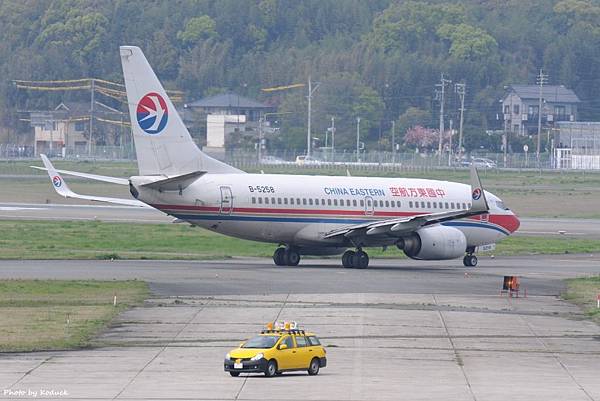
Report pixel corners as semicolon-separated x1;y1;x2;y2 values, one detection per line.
234;363;243;369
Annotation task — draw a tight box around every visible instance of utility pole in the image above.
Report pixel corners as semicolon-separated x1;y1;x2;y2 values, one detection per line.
391;120;396;164
435;74;452;164
258;114;263;163
536;69;548;165
306;76;320;158
330;117;335;161
448;119;453;166
89;78;95;156
455;82;466;161
356;117;361;163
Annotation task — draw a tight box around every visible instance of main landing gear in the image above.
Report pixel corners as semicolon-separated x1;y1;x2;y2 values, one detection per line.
341;249;369;269
463;247;478;267
273;247;301;266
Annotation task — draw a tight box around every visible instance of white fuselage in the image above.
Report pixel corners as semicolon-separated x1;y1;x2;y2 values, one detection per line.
133;173;519;254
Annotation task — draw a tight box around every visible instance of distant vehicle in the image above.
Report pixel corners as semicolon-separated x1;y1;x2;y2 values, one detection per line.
224;322;327;377
295;155;322;166
471;158;497;169
260;156;288;165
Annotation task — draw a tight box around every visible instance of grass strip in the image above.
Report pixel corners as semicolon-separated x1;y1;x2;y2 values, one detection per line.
0;280;148;352
563;276;600;324
0;220;599;260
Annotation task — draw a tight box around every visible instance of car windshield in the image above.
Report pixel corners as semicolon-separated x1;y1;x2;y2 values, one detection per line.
241;335;279;349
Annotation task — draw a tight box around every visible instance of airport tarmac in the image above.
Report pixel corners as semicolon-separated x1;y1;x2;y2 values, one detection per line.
1;256;600;400
1;202;599;238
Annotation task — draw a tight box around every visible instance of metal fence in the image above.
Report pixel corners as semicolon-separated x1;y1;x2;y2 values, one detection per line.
2;142;599;172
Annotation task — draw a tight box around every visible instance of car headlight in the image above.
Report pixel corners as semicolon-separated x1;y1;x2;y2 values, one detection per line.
225;353;231;360
250;353;264;361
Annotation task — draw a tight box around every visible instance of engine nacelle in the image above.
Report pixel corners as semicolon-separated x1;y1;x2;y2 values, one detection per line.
397;226;467;260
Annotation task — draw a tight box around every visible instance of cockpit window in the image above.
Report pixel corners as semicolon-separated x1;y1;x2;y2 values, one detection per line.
496;200;509;210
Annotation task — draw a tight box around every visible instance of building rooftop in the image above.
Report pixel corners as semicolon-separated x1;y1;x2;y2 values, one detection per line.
186;93;272;109
509;85;580;103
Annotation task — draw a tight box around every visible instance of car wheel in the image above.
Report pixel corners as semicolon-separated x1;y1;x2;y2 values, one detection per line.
229;371;240;377
307;358;320;376
264;359;278;377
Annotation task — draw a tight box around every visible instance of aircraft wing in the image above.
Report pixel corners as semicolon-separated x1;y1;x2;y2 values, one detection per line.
38;154;149;208
323;165;489;240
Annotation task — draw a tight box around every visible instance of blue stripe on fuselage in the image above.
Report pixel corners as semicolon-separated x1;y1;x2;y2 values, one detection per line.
171;213;510;235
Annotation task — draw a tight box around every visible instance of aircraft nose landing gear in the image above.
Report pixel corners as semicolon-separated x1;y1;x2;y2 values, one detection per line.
341;249;369;269
273;247;301;266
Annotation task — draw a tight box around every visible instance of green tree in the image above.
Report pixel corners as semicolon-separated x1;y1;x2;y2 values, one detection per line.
177;15;217;47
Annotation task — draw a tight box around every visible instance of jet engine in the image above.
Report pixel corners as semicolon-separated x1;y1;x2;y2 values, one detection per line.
397;225;467;260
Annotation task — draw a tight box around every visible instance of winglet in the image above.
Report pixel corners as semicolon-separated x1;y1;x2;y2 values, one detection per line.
469;164;489;212
40;154;76;199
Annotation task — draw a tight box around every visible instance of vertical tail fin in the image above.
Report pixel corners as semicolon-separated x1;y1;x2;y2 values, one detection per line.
119;46;242;176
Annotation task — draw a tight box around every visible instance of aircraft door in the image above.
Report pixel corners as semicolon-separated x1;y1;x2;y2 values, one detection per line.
364;196;374;216
219;186;233;215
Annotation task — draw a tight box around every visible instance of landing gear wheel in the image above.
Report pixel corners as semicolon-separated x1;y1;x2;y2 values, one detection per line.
229;371;240;377
342;250;355;268
463;255;478;267
285;249;300;266
264;360;278;377
307;358;320;375
273;248;286;266
352;250;369;269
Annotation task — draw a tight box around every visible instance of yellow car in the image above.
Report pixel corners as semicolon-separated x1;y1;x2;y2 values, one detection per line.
224;323;327;377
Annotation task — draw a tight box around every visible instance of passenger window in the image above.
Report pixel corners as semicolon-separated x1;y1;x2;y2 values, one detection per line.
346;199;351;207
278;198;282;205
421;201;425;208
439;202;443;209
451;202;455;209
309;199;313;206
297;198;301;205
327;199;332;206
271;197;275;204
284;198;288;205
360;200;364;207
353;199;357;207
427;202;431;209
302;198;307;205
252;197;256;204
307;336;321;346
315;198;319;205
367;199;372;207
462;203;466;209
433;202;436;208
295;336;307;347
333;199;338;206
258;197;263;204
290;198;294;205
391;200;395;207
321;199;326;206
409;201;413;208
265;197;269;204
468;203;472;208
414;202;419;208
445;202;449;209
397;201;401;208
385;200;389;207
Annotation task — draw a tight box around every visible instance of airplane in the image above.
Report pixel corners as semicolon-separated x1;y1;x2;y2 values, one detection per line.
35;46;520;269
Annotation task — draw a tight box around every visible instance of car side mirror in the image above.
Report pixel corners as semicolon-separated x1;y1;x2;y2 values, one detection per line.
278;344;288;350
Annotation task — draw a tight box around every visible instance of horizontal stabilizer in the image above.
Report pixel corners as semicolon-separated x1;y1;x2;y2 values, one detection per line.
141;171;205;191
40;154;148;208
30;166;129;185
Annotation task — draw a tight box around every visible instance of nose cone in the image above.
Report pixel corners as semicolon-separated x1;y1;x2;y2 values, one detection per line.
507;212;520;233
